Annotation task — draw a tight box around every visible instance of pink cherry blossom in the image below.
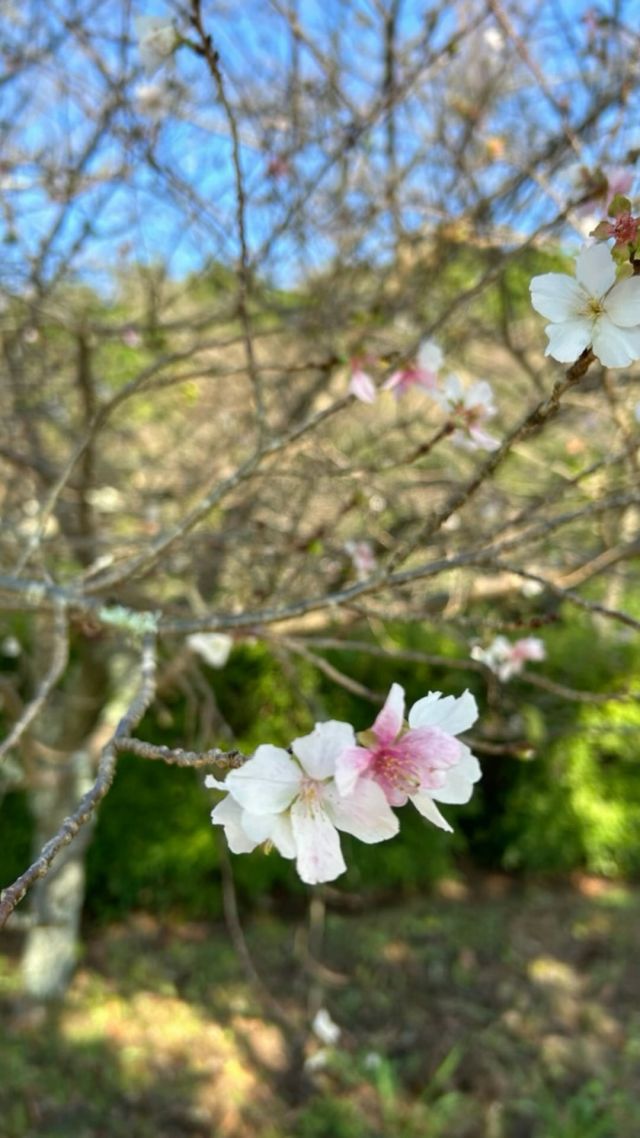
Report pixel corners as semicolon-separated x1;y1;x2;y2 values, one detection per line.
335;683;481;830
348;360;377;403
383;339;443;398
206;721;398;885
471;635;545;681
433;374;500;451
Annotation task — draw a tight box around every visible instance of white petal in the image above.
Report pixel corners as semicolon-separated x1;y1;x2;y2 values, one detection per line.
543;319;592;363
292;720;355;780
575;243;616;296
592;316;640;367
409;689;478;736
290;798;346;884
466;380;495;413
410;792;453;832
325;779;399;843
211;796;260;854
241;810;296;859
442;373;463;401
269;813;296;858
226;745;300;814
605;277;640;327
469;426;500;451
430;745;481;804
204;772;228;791
529;273;586;320
417;339;443;373
187;633;233;668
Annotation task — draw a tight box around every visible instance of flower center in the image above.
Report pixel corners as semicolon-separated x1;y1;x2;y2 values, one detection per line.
373;750;420;794
586;296;604;318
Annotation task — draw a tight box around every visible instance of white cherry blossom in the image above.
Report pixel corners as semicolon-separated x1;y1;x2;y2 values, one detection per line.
206;721;399;885
432;374;499;451
530;244;640;367
187;632;233;668
471;635;545;681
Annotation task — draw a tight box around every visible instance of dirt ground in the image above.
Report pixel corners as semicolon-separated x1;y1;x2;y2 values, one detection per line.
1;875;639;1138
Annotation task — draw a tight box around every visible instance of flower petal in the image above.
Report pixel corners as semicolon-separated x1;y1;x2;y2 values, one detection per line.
241;810;296;859
226;745;300;814
430;745;481;804
211;796;260;854
468;425;500;451
543;319;592;363
575;243;616;295
529;272;586;320
204;772;228;791
410;792;453;832
605;277;640;327
592;315;640;367
292;720;356;780
409;690;478;735
417;339;443;373
373;683;405;745
349;368;377;403
325;779;399;843
334;745;374;796
290;798;346;884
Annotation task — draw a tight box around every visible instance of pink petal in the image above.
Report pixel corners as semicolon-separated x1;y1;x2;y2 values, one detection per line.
372;682;405;745
349;368;377;403
334;745;374;796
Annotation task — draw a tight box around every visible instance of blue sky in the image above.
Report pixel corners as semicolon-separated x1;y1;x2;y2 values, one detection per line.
1;0;638;295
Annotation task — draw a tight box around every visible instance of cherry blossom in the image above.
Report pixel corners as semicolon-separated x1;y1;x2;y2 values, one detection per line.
206;721;399;885
348;360;377;403
345;539;377;579
383;339;443;398
335;683;481;832
135;16;176;74
433;374;500;451
530;243;640;367
187;632;233;668
471;635;545;681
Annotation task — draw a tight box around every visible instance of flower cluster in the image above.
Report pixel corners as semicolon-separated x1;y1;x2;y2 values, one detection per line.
348;341;499;451
206;684;481;884
471;636;545;682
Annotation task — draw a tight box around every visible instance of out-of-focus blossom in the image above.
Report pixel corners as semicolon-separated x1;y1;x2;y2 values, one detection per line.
187;632;233;669
383;339;443;398
135;16;176;73
530;243;640;367
134;81;173;119
312;1008;341;1045
335;684;480;833
471;635;546;681
206;721;399;885
122;326;142;348
349;359;377;403
433;374;500;451
345;539;377;579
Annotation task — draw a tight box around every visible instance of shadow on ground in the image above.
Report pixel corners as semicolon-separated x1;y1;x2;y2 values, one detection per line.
1;876;639;1138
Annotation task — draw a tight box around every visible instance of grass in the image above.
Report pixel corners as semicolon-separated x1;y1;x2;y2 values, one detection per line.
1;877;639;1137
